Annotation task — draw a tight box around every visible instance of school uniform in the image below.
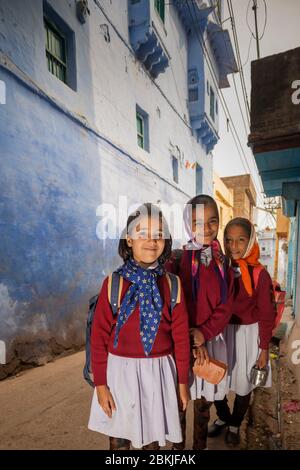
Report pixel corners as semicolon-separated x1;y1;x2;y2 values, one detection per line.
88;270;190;449
165;244;234;449
213;265;276;429
226;265;276;396
166;246;234;401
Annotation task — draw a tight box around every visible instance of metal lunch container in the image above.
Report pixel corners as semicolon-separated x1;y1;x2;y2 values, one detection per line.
250;364;269;387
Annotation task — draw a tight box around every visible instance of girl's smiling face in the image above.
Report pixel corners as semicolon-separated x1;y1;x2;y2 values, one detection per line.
225;225;250;260
126;215;165;268
192;204;219;245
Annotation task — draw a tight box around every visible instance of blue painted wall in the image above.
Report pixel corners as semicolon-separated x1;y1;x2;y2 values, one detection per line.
0;0;235;376
0;64;119;366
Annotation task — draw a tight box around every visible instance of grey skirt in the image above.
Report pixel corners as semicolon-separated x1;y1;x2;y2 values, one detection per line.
226;322;272;396
190;329;232;402
88;353;182;448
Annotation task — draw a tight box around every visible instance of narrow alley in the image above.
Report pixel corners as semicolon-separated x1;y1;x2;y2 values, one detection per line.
0;0;300;456
0;350;243;450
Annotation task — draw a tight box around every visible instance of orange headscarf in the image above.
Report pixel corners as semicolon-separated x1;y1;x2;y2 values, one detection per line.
229;222;262;296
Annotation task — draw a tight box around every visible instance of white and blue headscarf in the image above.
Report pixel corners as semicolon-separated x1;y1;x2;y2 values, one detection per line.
114;258;165;356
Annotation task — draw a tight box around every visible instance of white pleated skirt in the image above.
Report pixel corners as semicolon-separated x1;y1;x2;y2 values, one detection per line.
190;328;232;402
226;322;272;396
88;353;182;448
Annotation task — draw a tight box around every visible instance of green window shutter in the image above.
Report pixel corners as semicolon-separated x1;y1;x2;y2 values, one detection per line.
44;19;67;84
155;0;165;23
136;113;144;149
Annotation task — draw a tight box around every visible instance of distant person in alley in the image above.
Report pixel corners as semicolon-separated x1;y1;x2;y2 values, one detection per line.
88;203;190;450
165;194;234;450
208;217;277;446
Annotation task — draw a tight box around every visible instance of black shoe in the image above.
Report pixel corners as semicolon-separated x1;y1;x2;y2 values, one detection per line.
225;428;240;446
207;420;227;437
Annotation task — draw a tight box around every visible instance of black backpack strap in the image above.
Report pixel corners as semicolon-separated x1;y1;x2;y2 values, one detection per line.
166;272;181;313
83;294;99;387
108;271;123;316
83;273;124;388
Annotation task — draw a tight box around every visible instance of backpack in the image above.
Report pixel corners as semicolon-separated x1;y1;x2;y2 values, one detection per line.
252;266;286;335
83;271;181;387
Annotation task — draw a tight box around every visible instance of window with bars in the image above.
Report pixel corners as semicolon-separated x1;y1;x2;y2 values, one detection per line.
172;156;179;184
44;19;67;84
136;112;144;149
155;0;165;23
43;1;77;91
136;105;149;152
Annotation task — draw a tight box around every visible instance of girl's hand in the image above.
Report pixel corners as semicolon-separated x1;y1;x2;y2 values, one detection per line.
256;349;269;369
189;328;205;347
96;385;116;418
193;345;210;366
178;383;190;411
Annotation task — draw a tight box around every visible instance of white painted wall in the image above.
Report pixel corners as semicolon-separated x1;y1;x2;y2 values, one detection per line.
0;0;213;199
87;0;212;196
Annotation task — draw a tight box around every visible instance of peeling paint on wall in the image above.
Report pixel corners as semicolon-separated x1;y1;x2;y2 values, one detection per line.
0;284;18;334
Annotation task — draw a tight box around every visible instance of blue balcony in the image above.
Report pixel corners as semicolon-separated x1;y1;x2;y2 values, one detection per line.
173;1;237;152
192;114;219;153
173;2;237;88
207;21;238;88
128;0;169;78
173;1;214;33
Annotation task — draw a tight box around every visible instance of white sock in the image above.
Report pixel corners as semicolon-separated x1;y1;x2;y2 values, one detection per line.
229;426;239;433
215;419;226;426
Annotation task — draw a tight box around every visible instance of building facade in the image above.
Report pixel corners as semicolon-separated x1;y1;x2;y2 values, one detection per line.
0;0;237;376
221;174;257;223
248;46;300;397
213;171;234;247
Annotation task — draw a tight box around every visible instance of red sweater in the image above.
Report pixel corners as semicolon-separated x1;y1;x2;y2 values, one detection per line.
91;275;190;386
230;267;276;349
165;249;234;341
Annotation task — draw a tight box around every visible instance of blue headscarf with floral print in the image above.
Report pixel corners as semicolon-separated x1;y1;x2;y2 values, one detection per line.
113;258;165;355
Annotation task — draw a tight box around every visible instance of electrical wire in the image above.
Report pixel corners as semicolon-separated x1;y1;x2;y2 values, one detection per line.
187;0;265;207
231;72;250;139
226;0;263;195
227;0;251;125
168;18;214;193
246;0;267;40
227;0;265;195
242;34;253;67
94;0;266;205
